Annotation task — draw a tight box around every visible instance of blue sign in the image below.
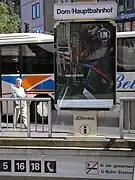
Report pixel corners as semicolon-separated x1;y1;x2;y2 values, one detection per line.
117;10;135;20
35;28;41;33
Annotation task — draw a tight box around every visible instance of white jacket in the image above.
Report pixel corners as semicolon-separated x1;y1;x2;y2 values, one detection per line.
11;85;27;107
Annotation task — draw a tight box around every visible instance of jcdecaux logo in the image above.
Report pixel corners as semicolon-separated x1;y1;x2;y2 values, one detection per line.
75;116;94;120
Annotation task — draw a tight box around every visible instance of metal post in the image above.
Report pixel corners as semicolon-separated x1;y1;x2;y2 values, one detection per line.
35;102;37;131
127;101;130;132
0;103;1;132
119;99;124;139
132;161;135;180
27;101;30;137
13;103;16;130
20;100;23;131
48;100;52;137
42;102;44;132
6;101;9;129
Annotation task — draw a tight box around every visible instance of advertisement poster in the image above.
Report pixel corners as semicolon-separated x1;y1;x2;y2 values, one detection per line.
132;21;135;31
117;23;123;32
124;22;131;31
54;21;116;109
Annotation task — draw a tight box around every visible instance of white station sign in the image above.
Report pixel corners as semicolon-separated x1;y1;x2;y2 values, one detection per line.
54;1;117;20
0;151;134;179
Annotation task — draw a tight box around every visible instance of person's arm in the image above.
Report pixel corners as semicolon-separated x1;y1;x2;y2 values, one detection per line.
11;85;20;106
22;88;27;98
11;85;17;98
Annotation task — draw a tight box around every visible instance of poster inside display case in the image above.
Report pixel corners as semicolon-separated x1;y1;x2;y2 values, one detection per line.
132;21;135;31
124;22;131;31
117;23;123;32
54;21;117;110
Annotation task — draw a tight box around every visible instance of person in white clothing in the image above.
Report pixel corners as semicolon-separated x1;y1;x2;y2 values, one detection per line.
11;78;27;128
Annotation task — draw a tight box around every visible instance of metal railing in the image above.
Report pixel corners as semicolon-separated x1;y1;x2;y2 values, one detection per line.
0;98;52;138
1;96;135;139
119;97;135;139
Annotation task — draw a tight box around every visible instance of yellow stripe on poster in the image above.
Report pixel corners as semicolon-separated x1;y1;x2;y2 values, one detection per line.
71;19;115;23
73;0;97;2
71;19;96;22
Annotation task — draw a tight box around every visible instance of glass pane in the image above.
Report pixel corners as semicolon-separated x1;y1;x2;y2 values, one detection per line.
126;0;133;9
55;21;116;109
117;23;123;32
117;38;135;71
124;22;131;31
118;0;124;11
21;43;53;74
0;45;20;74
132;21;135;31
119;0;124;5
36;3;40;18
32;4;36;19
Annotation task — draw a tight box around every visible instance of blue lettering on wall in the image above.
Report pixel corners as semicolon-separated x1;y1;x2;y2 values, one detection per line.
117;73;135;89
117;10;135;20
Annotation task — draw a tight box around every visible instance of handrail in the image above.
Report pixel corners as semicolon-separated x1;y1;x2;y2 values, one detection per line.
119;98;124;139
120;97;135;101
0;98;51;101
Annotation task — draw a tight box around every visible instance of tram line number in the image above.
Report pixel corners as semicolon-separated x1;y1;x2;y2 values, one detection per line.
0;160;56;174
29;160;41;173
0;160;11;172
15;160;26;172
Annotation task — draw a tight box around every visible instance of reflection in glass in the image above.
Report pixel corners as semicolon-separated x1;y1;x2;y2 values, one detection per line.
0;43;53;74
117;38;135;71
